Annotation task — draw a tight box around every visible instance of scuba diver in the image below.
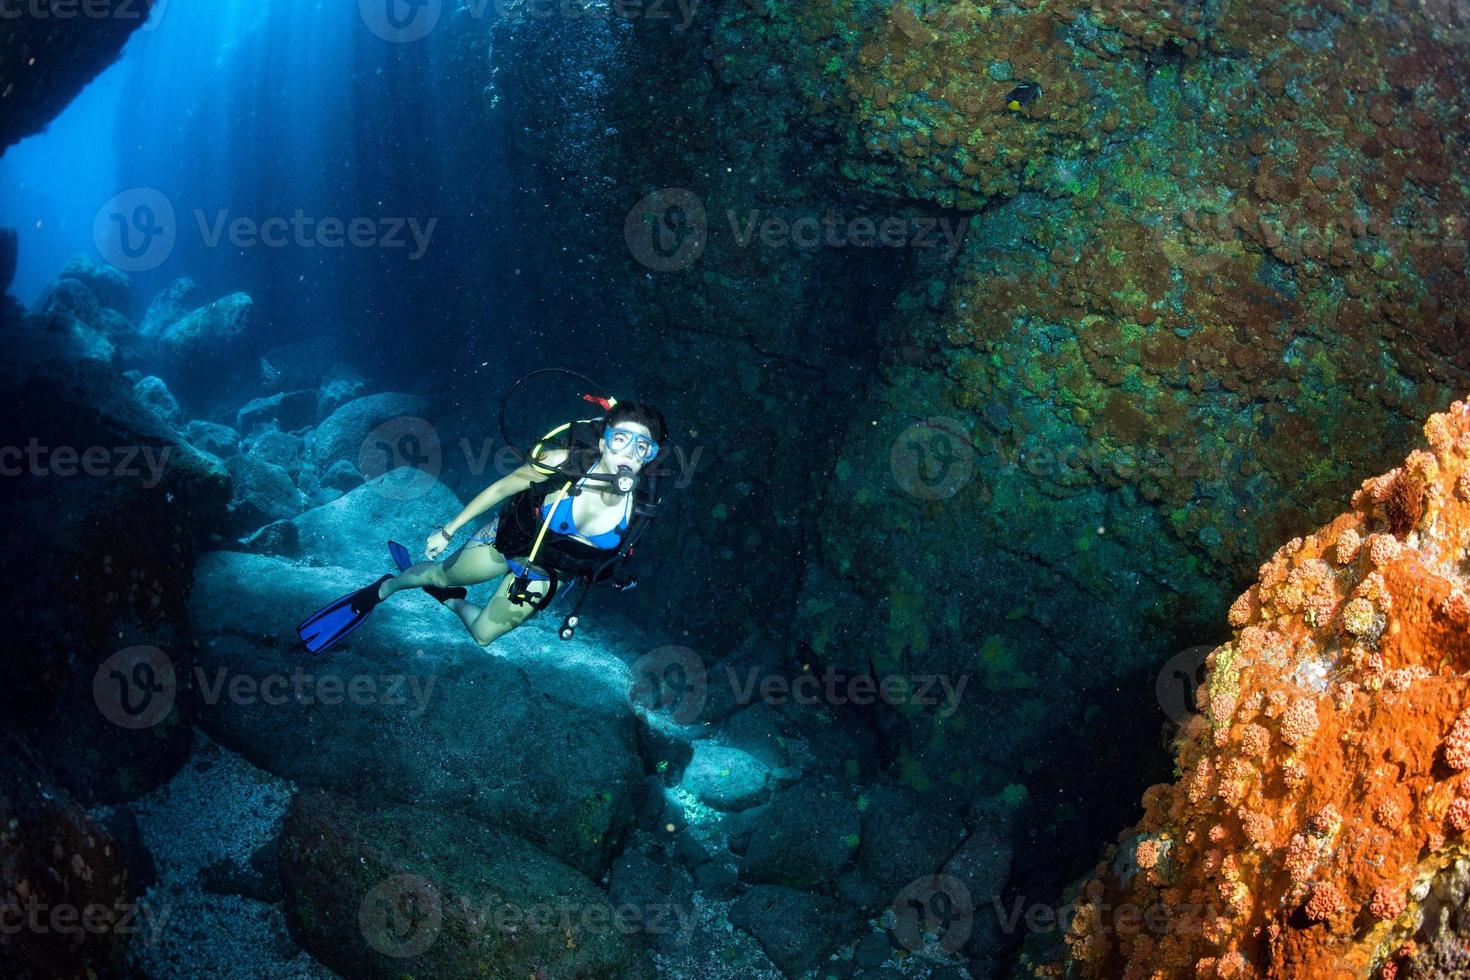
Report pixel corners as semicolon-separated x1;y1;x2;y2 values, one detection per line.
297;375;673;653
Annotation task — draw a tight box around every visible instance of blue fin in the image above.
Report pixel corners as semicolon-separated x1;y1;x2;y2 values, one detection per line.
296;575;392;654
388;540;413;572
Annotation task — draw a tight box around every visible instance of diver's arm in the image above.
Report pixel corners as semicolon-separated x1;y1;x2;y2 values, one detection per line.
442;448;567;537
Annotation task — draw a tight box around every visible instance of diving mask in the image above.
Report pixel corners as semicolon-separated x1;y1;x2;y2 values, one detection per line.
603;426;660;462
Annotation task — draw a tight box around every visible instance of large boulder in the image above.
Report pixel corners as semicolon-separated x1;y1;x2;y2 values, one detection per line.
156;292;255;387
0;738;149;979
224;455;304;536
0;351;228;804
680;742;773;812
740;777;860;888
273;473;463;570
139;277;203;338
132;374;183;426
311;392;431;473
856;786;968;907
187;549;649;875
184;419;241;459
280;790;655;979
729;884;857;976
58;254;134;320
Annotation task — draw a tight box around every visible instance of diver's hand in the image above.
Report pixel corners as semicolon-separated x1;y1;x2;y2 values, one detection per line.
425;528;453;560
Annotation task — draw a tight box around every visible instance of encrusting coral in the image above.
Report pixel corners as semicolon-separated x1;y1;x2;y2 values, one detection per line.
1032;395;1470;978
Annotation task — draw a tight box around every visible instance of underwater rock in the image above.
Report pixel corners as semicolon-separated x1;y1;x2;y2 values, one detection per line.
243;428;304;477
315;363;369;421
319;457;364;494
279;789;655;980
156;291;256;389
271;472;461;570
0;226;15;295
0;0;154;153
1051;395;1470;979
237;518;299;556
608;846;699;956
256;336;341;394
855;785;968;910
36;276;101;327
188;550;647;875
0;349;227;803
739;776;860;888
184;419;241;459
224;454;305;536
236;389;316;435
311;391;430;472
0;737;147;979
139;277;203;338
729;884;857;975
131;374;183;427
58;254;135;321
681;742;774;812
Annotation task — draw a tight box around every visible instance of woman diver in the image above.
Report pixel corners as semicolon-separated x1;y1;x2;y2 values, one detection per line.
296;399;670;652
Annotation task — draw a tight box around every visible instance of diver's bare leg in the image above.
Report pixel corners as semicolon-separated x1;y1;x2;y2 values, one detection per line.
380;539;508;598
450;572;548;647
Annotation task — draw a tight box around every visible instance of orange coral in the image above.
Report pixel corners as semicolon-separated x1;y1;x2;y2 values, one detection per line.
1445;707;1470;770
1059;396;1470;979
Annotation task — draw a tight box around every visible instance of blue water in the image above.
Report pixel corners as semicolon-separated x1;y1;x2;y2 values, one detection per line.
3;0;505;364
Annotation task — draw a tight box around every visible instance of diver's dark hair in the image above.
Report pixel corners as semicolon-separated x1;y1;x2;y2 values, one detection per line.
604;401;668;444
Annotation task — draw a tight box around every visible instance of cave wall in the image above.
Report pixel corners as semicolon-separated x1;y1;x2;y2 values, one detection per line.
0;0;154;154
